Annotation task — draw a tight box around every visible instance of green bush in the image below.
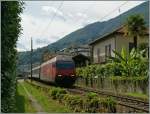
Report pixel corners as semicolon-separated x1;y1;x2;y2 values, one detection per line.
85;92;100;112
100;97;116;113
76;49;148;78
50;88;58;99
103;63;114;76
85;96;100;112
1;1;23;112
56;88;67;102
130;59;148;77
49;88;116;113
95;64;104;77
84;92;116;113
50;88;67;99
64;94;83;112
86;92;98;100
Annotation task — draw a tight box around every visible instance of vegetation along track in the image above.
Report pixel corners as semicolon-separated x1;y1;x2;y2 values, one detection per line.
71;86;149;113
25;79;149;113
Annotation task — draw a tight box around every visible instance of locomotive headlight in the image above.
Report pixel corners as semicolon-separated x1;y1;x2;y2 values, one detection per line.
58;74;62;77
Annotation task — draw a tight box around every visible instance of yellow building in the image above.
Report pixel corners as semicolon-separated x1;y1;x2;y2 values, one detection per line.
89;27;149;64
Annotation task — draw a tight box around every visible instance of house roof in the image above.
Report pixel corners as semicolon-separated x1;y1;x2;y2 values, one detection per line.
89;26;123;45
89;26;149;45
89;1;149;45
72;53;90;60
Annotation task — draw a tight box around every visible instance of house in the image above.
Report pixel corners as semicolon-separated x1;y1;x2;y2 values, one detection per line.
72;54;90;67
89;27;149;64
59;45;90;57
58;45;91;67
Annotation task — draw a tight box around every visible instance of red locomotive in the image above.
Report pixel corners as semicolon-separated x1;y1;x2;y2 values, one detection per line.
31;55;76;86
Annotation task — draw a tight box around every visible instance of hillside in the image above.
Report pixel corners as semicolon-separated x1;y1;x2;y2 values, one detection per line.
18;1;149;66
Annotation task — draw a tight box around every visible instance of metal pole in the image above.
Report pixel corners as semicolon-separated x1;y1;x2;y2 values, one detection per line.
31;37;33;82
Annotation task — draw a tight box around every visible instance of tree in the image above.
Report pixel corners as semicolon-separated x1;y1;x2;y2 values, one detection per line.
42;49;55;62
110;48;148;77
1;1;23;112
124;14;146;49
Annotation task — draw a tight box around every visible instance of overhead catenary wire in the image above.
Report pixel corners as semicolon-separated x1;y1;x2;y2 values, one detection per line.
75;1;95;24
45;1;95;40
33;1;55;36
98;1;128;22
45;1;129;49
96;1;129;36
32;1;129;50
39;1;64;39
71;1;128;27
39;1;128;39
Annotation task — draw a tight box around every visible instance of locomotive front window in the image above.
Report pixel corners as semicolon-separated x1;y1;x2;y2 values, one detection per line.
56;61;75;69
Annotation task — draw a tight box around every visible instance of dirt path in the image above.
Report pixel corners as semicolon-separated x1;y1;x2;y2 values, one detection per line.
19;81;44;113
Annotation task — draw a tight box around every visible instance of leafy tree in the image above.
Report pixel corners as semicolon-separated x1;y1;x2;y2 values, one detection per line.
110;48;148;77
124;14;146;49
1;1;23;112
138;42;149;57
42;49;53;62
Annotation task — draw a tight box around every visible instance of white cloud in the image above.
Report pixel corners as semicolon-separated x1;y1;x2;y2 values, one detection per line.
17;13;82;51
42;6;64;17
76;12;87;18
42;6;50;12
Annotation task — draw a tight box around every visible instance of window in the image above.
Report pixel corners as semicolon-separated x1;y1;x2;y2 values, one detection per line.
97;48;100;63
105;44;111;60
56;61;75;69
109;44;111;56
129;42;134;52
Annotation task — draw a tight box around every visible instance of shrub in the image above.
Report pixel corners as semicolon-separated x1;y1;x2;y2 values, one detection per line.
112;63;123;76
50;88;67;99
103;63;114;76
64;94;83;112
95;65;105;77
50;89;117;113
100;97;116;113
86;92;98;100
56;88;67;102
85;97;100;112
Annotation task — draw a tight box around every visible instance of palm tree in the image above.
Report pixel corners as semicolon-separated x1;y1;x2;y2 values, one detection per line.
124;14;146;49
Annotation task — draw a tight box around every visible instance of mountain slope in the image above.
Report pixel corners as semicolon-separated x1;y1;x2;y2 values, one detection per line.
18;1;149;65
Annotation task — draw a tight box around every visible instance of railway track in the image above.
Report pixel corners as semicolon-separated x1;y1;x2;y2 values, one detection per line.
71;86;149;113
25;80;149;113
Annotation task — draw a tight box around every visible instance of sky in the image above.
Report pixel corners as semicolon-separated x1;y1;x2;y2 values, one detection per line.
17;1;145;52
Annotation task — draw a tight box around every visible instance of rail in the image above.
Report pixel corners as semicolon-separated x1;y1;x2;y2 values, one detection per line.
25;80;149;113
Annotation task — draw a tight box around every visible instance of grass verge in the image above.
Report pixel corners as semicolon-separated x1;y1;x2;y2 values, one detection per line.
125;92;148;100
15;82;36;112
109;76;148;81
23;82;71;112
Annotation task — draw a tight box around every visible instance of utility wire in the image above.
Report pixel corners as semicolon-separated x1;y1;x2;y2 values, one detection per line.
73;1;128;28
46;1;95;39
33;1;55;36
75;2;95;24
45;1;128;46
39;1;64;38
99;1;128;32
33;1;128;49
98;1;128;22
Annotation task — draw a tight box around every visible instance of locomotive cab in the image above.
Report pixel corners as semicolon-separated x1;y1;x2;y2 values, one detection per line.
55;60;76;87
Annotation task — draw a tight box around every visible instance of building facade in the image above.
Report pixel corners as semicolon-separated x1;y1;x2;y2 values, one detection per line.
59;45;91;57
89;28;149;64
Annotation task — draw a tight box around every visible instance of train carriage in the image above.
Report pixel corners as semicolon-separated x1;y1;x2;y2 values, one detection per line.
32;55;76;87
